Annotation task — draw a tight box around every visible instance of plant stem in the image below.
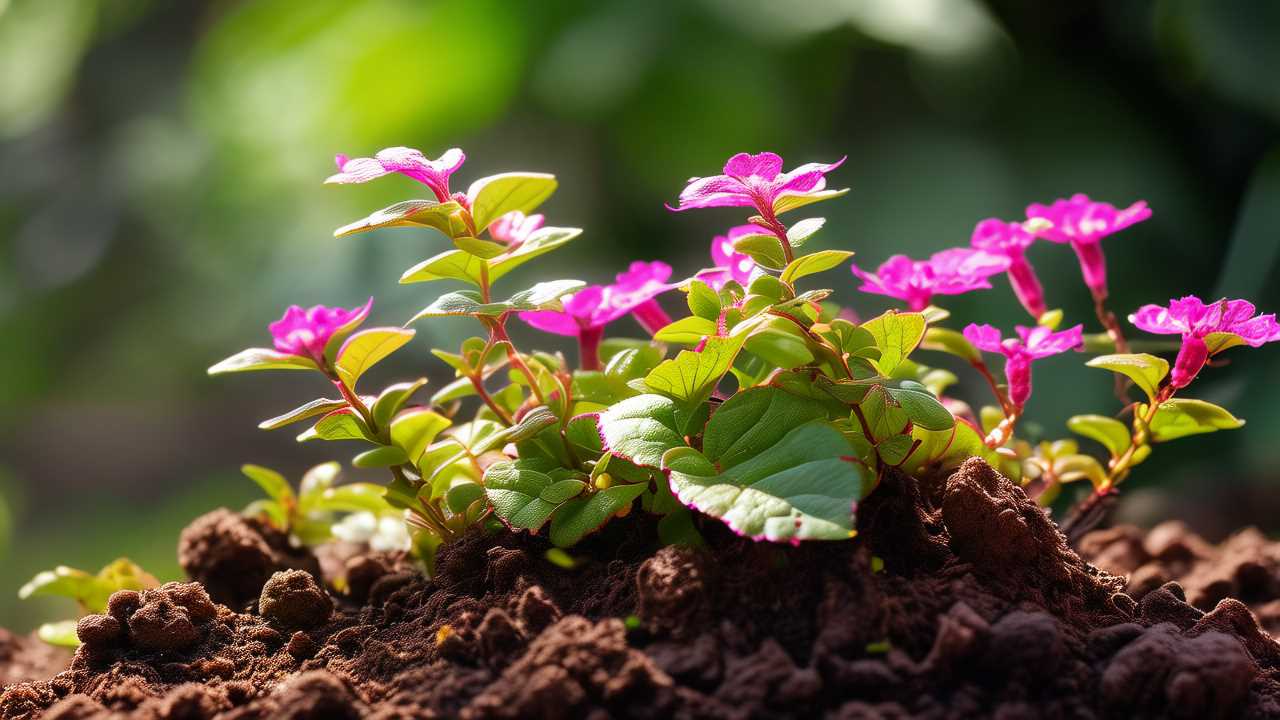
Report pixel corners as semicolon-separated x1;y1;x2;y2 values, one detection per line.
467;373;514;425
576;325;604;371
1093;294;1134;403
970;358;1012;415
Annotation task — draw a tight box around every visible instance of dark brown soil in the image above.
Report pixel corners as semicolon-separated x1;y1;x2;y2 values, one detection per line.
3;458;1280;719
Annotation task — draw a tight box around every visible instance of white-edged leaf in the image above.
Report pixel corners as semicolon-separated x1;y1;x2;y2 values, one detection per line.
208;348;318;375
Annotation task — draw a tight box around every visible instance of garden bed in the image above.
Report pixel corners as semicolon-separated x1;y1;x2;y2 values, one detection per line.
2;458;1278;719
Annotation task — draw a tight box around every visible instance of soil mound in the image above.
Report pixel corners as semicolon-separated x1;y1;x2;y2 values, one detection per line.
3;458;1280;719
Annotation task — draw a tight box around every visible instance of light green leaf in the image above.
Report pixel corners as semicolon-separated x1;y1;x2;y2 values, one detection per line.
445;481;486;515
241;464;293;504
773;188;849;215
743;318;814;368
410;281;583;321
786;217;826;248
1067;414;1131;458
484;459;565;531
352;445;409;468
36;621;80;648
653;316;717;345
1146;399;1245;442
316;483;390;514
862;311;927;375
258;398;347;431
297;408;374;443
466;172;558;232
1203;331;1249;355
488;227;581;280
400;249;484;286
390;409;452;464
208;348;318;375
550;482;648;547
664;415;864;543
453;235;508;259
541;479;588;504
598;394;688;468
334;199;460;238
687;280;722;321
780;250;854;284
1086;354;1169;403
701;387;829;467
371;378;428;430
732;233;786;270
335;327;416;389
644;335;747;416
921;327;980;363
885;381;954;431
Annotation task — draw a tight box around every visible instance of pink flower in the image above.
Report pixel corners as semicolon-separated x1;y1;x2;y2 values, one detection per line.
325;147;466;203
963;323;1084;408
488;211;544;248
670;152;845;216
696;225;763;291
852;249;1010;311
970;218;1047;319
519;262;675;369
1025;193;1151;299
269;299;373;367
1129;296;1280;389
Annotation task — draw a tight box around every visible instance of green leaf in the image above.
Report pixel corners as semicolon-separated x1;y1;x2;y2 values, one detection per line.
19;566;96;602
1067;414;1131;458
400;249;484;286
315;483;390;514
653;316;717;345
744;317;814;369
644;335;747;418
732;232;787;270
747;274;787;302
371;378;428;430
687;280;722;321
393;226;583;285
241;464;293;504
466;172;558;232
297;408;374;443
208;348;318;375
334;199;460;238
549;482;648;547
786;217;826;248
780;250;854;284
701;387;830;467
335;327;416;389
598;394;688;468
1203;331;1250;355
1145;399;1245;442
773;188;849;215
490;227;581;279
390;409;452;464
484;459;565;531
36;620;80;648
352;445;409;468
258;398;347;430
885;381;954;431
1086;354;1169;403
410;280;584;321
445;481;486;515
921;327;980;363
542;479;588;504
862;311;927;375
453;235;508;259
664;415;865;543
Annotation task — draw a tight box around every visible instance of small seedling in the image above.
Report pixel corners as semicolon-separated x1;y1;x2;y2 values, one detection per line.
18;558;158;646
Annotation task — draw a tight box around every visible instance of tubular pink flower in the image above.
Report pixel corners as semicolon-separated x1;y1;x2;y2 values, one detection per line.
518;262;675;369
852;249;1010;311
325;147;466;203
1025;193;1151;300
268;299;373;367
670;152;846;215
488;211;544;248
1129;295;1280;388
970;218;1047;319
696;224;763;291
963;323;1083;408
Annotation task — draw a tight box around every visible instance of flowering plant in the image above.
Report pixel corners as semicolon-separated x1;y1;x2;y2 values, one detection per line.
205;144;1276;569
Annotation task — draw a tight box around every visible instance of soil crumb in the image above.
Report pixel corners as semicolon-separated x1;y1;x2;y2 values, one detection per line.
4;458;1280;719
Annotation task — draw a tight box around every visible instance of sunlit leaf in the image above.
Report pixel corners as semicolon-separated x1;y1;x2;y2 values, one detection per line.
921;327;980;363
653;316;717;345
241;464;293;504
297;408;375;443
780;250;853;284
335;327;415;389
371;378;428;430
453;235;508;259
1086;354;1169;403
467;172;558;232
208;348;318;375
773;188;849;215
1067;414;1131;458
732;232;786;270
334;199;460;238
390;409;452;464
549;482;648;547
598;394;688;468
352;445;410;468
862;311;927;375
786;217;826;247
1145;399;1244;441
644;335;747;422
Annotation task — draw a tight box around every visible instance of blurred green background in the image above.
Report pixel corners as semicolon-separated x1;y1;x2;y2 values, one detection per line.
2;0;1279;631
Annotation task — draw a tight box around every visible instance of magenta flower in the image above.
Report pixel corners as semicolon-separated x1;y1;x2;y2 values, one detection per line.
670;152;845;216
519;261;675;369
696;224;763;291
325;146;466;203
963;323;1084;408
488;211;544;248
268;299;373;367
970;218;1047;319
1025;194;1151;300
1129;296;1280;389
852;249;1010;311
